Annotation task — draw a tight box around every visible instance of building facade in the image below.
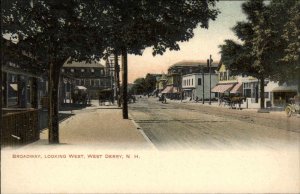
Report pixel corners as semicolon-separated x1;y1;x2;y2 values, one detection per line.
213;62;298;108
61;60;112;101
182;73;218;100
160;60;219;99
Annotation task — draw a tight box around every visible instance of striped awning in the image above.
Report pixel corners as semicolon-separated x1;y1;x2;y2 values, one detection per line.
161;86;179;94
230;83;243;94
211;84;234;93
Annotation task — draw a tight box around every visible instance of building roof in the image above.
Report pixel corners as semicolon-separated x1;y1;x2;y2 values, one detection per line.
169;60;219;69
63;59;104;68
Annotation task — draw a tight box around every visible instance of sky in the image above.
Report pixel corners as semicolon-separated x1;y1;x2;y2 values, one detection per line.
127;1;246;83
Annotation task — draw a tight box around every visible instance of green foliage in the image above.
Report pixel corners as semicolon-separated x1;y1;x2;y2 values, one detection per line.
130;74;157;95
93;0;220;56
131;77;146;95
2;0;108;66
220;0;299;84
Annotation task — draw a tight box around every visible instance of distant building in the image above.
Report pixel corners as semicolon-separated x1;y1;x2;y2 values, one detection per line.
182;73;218;101
160;60;218;99
60;60;112;100
167;60;219;76
213;62;298;108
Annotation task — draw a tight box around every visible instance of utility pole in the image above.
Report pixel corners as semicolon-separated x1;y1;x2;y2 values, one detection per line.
121;48;128;119
209;55;212;105
202;65;205;104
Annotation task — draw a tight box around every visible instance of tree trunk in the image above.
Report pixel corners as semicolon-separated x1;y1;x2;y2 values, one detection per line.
2;72;7;108
0;66;3;135
114;52;121;107
31;77;38;109
48;62;60;144
259;76;265;109
297;69;300;96
121;48;128;119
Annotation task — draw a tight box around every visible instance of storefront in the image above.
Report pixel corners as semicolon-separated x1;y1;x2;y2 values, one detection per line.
272;86;298;107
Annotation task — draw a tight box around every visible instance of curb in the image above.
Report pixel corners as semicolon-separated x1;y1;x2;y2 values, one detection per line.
128;114;157;150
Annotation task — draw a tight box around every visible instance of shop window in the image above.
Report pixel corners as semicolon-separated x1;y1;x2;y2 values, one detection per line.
244;89;251;98
198;78;201;85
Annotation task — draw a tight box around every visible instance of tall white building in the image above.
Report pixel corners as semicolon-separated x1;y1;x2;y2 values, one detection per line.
182;73;218;100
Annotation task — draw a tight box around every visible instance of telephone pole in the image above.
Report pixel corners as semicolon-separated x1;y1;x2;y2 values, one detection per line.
209;55;212;105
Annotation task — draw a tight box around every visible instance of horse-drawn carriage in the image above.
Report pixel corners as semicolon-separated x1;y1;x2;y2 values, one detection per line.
98;89;113;105
72;86;88;104
219;96;246;109
285;96;300;117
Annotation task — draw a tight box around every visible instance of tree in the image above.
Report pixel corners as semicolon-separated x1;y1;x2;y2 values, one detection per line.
220;0;276;108
131;78;146;95
144;74;157;94
2;0;219;142
269;0;300;94
219;0;299;108
98;0;219;118
130;74;156;95
2;0;109;143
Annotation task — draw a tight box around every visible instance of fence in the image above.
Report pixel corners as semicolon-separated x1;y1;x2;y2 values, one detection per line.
2;108;40;146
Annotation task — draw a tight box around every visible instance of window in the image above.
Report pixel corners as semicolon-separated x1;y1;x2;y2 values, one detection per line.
264;92;269;99
11;75;16;83
100;69;103;75
198;78;202;85
223;72;227;80
95;79;100;87
85;79;90;86
81;69;85;72
76;79;80;85
70;68;74;73
91;68;94;73
61;68;65;73
91;79;95;86
191;79;193;86
244;89;251;97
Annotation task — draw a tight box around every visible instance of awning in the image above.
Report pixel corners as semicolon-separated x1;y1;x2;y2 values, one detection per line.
230;83;243;94
75;85;87;90
10;84;18;91
211;84;234;93
272;86;298;92
161;86;172;94
161;86;179;94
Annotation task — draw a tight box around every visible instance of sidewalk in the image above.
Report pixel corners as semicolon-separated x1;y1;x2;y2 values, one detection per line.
27;100;153;150
167;98;292;117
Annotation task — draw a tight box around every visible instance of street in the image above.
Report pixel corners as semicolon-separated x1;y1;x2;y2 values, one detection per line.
129;97;300;150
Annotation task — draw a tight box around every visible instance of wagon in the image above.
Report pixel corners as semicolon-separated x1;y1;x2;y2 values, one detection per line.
285;96;300;117
219;96;245;109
